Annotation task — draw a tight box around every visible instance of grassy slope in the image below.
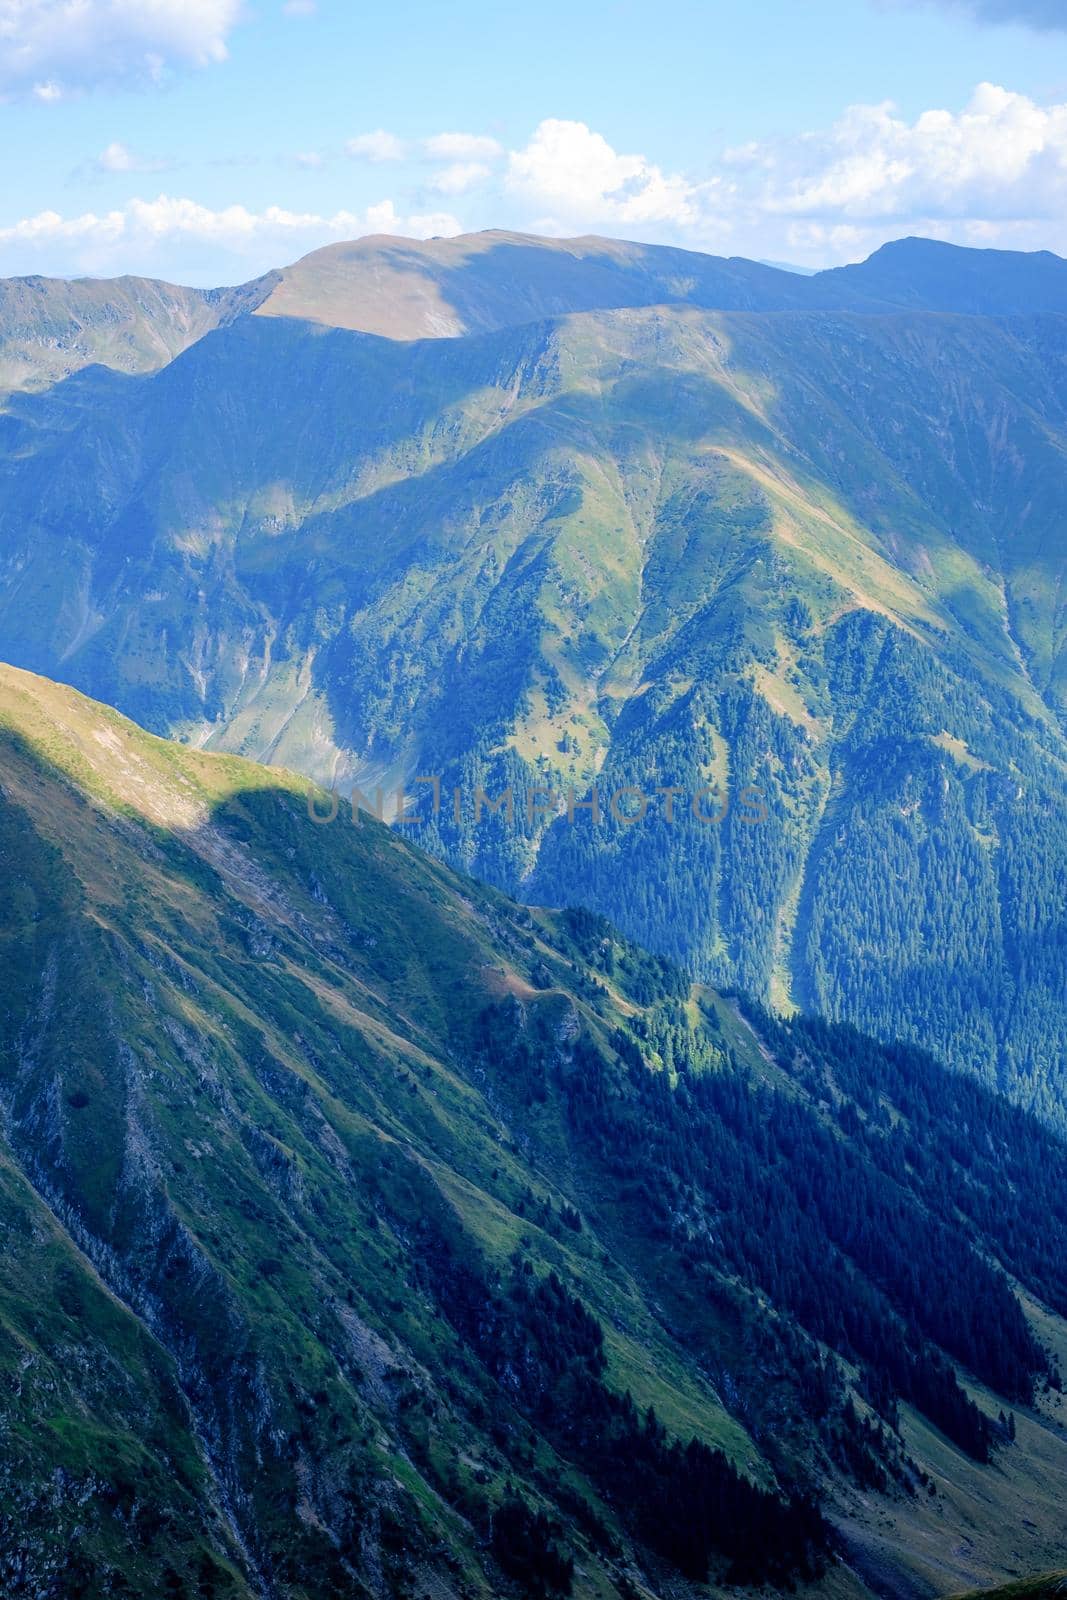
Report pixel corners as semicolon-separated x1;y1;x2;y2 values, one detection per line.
0;299;1065;1113
0;273;276;395
0;663;758;1599
2;664;1067;1598
336;307;1067;1104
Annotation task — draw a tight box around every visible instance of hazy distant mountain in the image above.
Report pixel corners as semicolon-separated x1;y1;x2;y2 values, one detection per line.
0;269;275;392
815;236;1067;315
3;662;1067;1597
187;230;1067;336
0;232;1065;1115
6;232;1067;386
249;231;823;339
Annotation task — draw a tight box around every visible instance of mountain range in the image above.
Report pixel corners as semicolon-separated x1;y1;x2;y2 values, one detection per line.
4;662;1067;1600
0;230;1064;1116
8;233;1067;378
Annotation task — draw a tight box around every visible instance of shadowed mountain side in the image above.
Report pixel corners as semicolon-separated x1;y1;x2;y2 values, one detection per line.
250;232;1067;339
251;231;832;339
4;663;1067;1596
4;234;1067;397
948;1578;1067;1600
815;238;1067;317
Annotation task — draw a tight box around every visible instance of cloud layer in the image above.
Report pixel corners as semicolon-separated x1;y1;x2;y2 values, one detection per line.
507;119;710;230
0;0;243;98
505;90;1067;257
735;82;1067;221
340;87;1067;258
0;195;462;279
7;85;1067;279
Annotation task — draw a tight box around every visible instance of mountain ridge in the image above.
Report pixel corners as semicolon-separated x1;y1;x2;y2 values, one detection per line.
0;267;278;392
4;230;1067;390
1;277;1064;1114
3;660;1067;1598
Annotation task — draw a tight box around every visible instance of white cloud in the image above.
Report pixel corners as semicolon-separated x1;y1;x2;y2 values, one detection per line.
342;131;506;197
94;140;170;174
348;198;460;237
0;0;242;97
498;95;1067;261
0;194;463;280
506;118;712;230
422;132;502;162
97;140;138;172
747;83;1067;225
293;150;323;169
346;129;407;162
6;89;1067;284
431;161;493;195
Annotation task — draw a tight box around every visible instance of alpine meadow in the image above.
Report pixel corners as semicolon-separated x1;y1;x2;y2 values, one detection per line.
2;3;1067;1599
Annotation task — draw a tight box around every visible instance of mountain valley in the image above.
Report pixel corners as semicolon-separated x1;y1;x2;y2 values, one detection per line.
0;232;1064;1112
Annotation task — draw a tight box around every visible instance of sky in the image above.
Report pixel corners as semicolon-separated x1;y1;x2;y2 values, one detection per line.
1;0;1067;284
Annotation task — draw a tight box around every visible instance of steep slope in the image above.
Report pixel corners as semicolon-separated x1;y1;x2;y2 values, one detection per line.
0;293;1064;1112
3;664;1067;1599
0;270;276;393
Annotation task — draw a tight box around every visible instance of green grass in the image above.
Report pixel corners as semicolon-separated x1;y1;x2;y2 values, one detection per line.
2;663;1067;1598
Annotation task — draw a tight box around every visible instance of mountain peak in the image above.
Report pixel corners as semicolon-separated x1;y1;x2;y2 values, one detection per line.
4;231;1067;388
815;232;1067;312
866;233;1063;263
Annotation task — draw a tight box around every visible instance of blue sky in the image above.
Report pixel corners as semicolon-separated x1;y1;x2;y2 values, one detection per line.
1;0;1066;283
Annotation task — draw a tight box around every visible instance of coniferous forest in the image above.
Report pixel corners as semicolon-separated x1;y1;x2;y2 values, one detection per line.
2;52;1067;1599
2;673;1067;1598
